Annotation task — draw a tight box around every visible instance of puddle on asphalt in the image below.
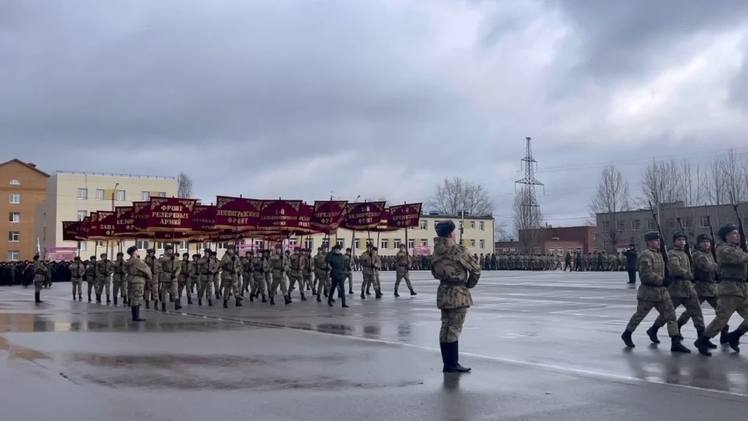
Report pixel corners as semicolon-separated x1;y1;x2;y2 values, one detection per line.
0;336;48;361
0;312;242;333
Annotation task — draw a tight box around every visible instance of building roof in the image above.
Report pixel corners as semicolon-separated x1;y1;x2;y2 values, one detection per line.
421;213;494;220
54;170;176;181
0;159;50;178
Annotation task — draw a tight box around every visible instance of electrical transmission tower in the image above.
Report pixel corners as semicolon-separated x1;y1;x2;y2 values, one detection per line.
515;136;543;209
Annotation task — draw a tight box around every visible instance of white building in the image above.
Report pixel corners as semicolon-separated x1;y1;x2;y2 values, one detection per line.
36;171;178;260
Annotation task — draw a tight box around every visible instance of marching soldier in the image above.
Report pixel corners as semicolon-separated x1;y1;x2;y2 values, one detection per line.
371;246;383;298
695;224;748;356
360;244;375;300
126;245;151;322
394;244;416;297
95;253;113;304
144;249;160;309
263;250;272;299
112;252;128;306
269;246;291;305
302;248;314;292
241;252;253;297
157;244;181;311
314;246;330;302
210;250;221;299
251;250;268;302
32;255;48;304
85;256;96;302
197;249;214;306
69;256;85;301
646;232;705;344
219;244;243;308
431;221;480;373
621;231;690;353
177;252;190;305
344;248;354;295
288;248;306;301
186;253;200;304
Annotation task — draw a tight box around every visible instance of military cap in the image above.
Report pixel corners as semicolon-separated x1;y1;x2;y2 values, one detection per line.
127;245;138;256
74;256;80;260
696;234;711;244
644;231;660;242
672;232;688;241
332;244;342;251
182;253;189;258
204;248;212;254
100;253;107;258
435;220;456;237
116;252;124;256
719;224;738;241
164;244;174;250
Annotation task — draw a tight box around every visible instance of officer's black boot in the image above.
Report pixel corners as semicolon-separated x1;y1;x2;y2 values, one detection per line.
646;325;660;344
145;300;150;309
670;336;691;353
697;328;717;349
198;297;203;306
106;295;111;304
96;294;101;304
261;294;267;303
113;296;118;306
375;290;382;299
720;324;730;344
161;301;166;312
442;342;470;373
300;292;306;301
34;292;41;304
410;288;417;296
453;341;471;372
223;299;228;309
285;295;291;305
727;326;747;352
131;305;145;322
208;298;213;306
439;343;448;369
694;335;713;356
394;290;400;297
88;292;92;302
235;296;242;307
270;296;275;305
175;298;182;311
621;330;635;348
187;294;192;305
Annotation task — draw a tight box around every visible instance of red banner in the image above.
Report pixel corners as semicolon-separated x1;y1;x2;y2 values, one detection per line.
192;205;217;238
295;203;316;235
258;200;302;234
373;207;398;232
215;196;262;231
342;201;386;230
388;203;422;228
147;197;197;232
62;221;80;241
77;216;91;240
89;211;116;240
311;200;348;234
133;201;151;232
114;206;136;237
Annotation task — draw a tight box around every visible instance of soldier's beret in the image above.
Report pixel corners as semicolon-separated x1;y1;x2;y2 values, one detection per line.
127;246;138;256
164;244;174;250
696;234;711;243
435;220;456;237
718;224;738;241
182;253;189;257
672;232;687;241
644;231;660;241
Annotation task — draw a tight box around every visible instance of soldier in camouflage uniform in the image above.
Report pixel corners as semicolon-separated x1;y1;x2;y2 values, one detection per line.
621;231;690;353
344;248;354;295
144;249;159;309
241;252;253;297
85;256;96;302
646;232;704;344
177;252;190;304
32;255;48;304
288;248;306;301
112;252;128;306
95;253;113;304
263;250;272;298
185;253;199;304
250;250;268;302
269;246;291;305
210;250;221;299
197;249;214;306
431;221;480;373
126;245;151;322
695;224;748;356
158;244;181;311
301;249;313;293
314;247;330;302
69;256;85;301
677;234;728;345
359;244;375;299
394;244;416;297
219;244;243;308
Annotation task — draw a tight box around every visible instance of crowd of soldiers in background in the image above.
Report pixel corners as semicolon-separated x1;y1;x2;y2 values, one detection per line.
0;261;69;287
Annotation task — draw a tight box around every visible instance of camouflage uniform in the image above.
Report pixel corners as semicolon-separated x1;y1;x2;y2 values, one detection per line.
209;253;221;299
144;252;160;307
219;250;243;307
269;251;289;304
394;249;415;296
112;256;128;305
127;255;151;307
241;255;252;295
186;255;199;303
431;237;480;342
69;259;85;300
314;250;330;301
678;249;720;330
704;243;748;338
301;250;313;292
94;257;113;303
85;258;96;301
197;253;214;306
651;248;704;334
158;252;181;310
177;255;190;302
33;260;48;294
287;250;305;300
251;253;268;302
624;248;679;337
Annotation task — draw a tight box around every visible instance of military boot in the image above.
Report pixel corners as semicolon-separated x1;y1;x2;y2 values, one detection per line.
694;335;713;356
223;299;228;309
208;299;213;306
106;295;111;304
131;305;145;322
261;294;267;303
161;301;167;312
145;300;150;309
88;292;92;302
646;325;660;344
375;290;382;299
621;330;635;348
360;292;365;300
175;298;182;311
235;297;242;307
720;324;730;344
394;290;400;298
198;298;203;306
79;294;82;301
215;291;220;300
410;289;417;296
442;342;470;373
113;296;118;306
300;292;306;301
727;326;747;352
270;296;275;305
96;294;102;304
284;295;292;305
670;336;691;353
366;287;371;296
697;328;717;349
187;295;193;305
316;294;321;303
34;292;42;304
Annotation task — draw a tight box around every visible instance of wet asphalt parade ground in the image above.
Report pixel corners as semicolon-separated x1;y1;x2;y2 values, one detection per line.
2;271;748;421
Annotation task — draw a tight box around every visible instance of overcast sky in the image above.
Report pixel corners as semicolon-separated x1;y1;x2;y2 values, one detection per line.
3;1;748;229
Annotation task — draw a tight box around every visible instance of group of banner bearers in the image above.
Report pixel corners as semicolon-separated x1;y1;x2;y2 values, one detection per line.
621;220;748;356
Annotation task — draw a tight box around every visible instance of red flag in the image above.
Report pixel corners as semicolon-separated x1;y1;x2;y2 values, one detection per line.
76;216;91;240
89;211;116;240
311;200;348;234
342;201;386;230
372;207;398;232
214;196;262;231
388;203;422;228
62;221;80;241
258;199;303;234
132;201;151;232
147;197;197;232
114;206;136;238
191;205;217;240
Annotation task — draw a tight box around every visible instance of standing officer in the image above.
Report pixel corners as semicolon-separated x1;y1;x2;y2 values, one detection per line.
621;231;690;353
394;244;416;297
325;244;349;308
95;253;113;304
158;244;181;311
695;224;748;355
430;221;480;373
219;244;243;308
85;256;96;302
646;232;704;344
112;252;127;306
32;255;48;304
126;245;151;322
69;256;85;301
623;244;638;286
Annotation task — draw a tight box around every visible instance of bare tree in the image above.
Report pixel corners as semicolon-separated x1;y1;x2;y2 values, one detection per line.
705;156;727;206
177;173;193;198
590;165;631;251
494;221;511;241
512;187;543;252
641;160;685;208
427;177;493;216
723;147;747;204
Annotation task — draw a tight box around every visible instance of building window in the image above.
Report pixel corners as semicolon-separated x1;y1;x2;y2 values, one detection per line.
77;210;87;221
470;221;475;229
336;238;344;248
7;251;19;261
380;239;389;249
601;221;610;231
480;239;485;249
616;220;625;232
420;239;428;247
141;191;150;201
305;238;314;250
8;193;20;204
353;239;360;250
408;239;415;249
420;220;428;230
78;188;88;200
9;179;20;186
631;219;640;231
8;212;20;223
136;239;149;250
96;189;105;200
648;220;657;230
158;192;167;198
116;190;126;201
479;221;485;231
321;239;329;249
393;238;401;248
699;216;709;228
470;239;476;247
80;242;87;251
8;231;20;242
96;241;105;247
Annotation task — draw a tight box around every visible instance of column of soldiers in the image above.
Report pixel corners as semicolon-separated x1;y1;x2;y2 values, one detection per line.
622;224;748;356
486;252;627;271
